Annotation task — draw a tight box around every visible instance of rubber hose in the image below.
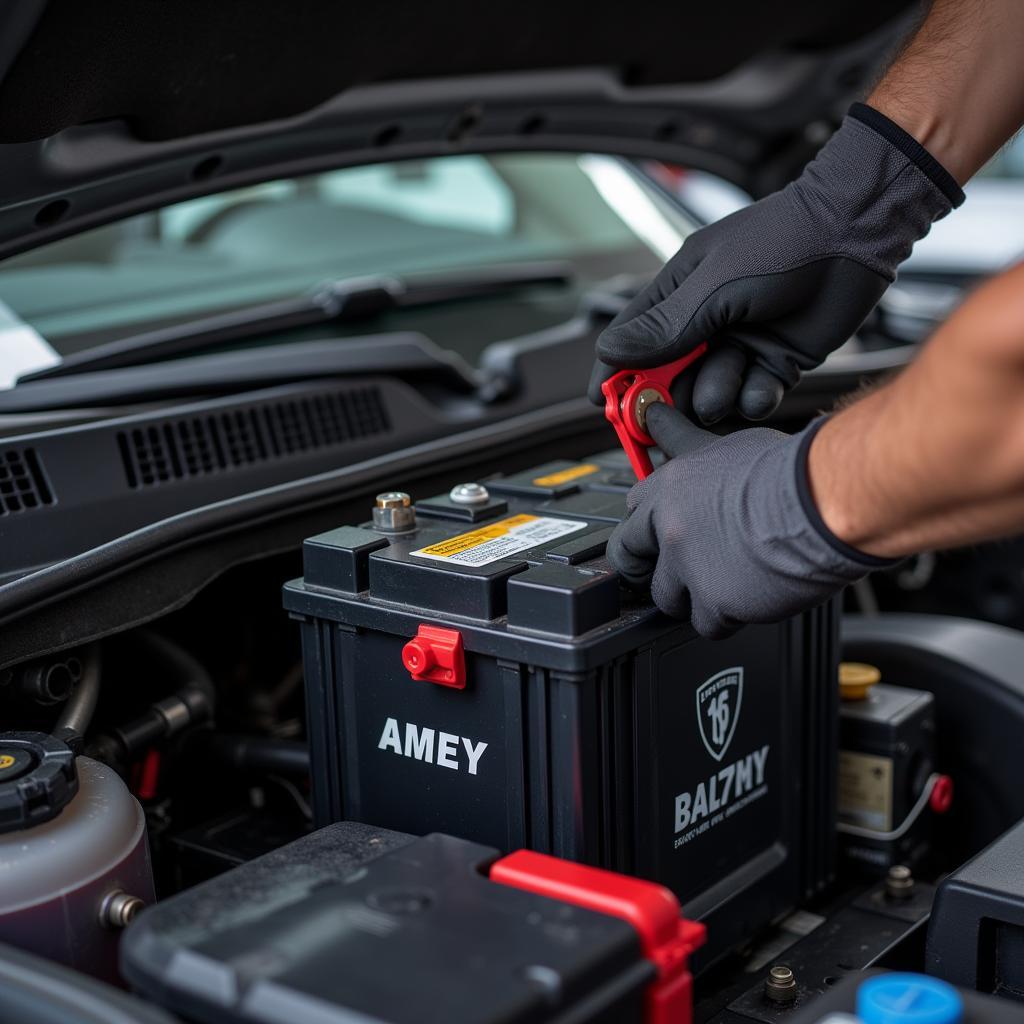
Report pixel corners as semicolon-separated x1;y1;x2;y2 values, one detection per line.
195;733;310;777
54;644;101;737
83;633;215;765
134;631;216;710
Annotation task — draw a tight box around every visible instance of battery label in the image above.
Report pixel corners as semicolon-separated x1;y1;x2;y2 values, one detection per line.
411;514;587;566
673;744;770;848
532;463;599;487
838;750;893;830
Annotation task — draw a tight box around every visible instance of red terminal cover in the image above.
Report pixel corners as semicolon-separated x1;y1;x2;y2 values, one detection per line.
491;849;706;1024
401;624;466;689
600;343;708;480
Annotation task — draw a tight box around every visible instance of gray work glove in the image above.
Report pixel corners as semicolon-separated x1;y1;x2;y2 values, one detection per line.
590;104;964;422
608;403;893;639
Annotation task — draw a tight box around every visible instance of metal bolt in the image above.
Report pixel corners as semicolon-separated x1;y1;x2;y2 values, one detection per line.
632;388;666;432
886;864;915;900
372;491;416;533
764;964;798;1004
376;492;410;509
449;482;490;506
100;889;145;929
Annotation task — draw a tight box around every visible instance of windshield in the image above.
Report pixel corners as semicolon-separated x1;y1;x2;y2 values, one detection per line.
0;153;695;377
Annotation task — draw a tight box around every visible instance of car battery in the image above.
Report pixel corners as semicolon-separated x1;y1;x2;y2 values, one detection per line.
837;663;945;873
283;452;840;965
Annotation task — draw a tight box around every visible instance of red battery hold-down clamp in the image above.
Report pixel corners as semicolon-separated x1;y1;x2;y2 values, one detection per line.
600;343;708;480
491;849;707;1024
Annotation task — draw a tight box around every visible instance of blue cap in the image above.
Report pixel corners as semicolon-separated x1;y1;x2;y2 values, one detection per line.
857;974;963;1024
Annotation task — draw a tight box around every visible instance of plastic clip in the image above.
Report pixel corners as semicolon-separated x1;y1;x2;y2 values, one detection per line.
402;624;466;689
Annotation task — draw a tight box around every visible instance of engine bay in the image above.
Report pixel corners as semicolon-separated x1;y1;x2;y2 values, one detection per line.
4;1;1024;1020
4;447;1024;1024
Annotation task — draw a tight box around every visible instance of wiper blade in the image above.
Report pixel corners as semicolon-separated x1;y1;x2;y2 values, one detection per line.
0;334;484;414
19;261;573;383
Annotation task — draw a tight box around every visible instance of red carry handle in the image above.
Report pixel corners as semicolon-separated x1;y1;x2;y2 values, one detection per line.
600;343;708;479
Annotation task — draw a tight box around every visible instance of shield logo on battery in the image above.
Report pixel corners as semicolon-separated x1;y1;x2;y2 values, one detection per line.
695;667;743;762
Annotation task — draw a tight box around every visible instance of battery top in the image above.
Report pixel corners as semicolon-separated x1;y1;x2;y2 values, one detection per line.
285;453;672;656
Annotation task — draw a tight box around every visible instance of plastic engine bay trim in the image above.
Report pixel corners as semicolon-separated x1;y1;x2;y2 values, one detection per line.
0;396;611;669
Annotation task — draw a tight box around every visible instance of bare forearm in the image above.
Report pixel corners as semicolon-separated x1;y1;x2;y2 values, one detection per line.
869;0;1024;183
819;3;1024;553
809;264;1024;557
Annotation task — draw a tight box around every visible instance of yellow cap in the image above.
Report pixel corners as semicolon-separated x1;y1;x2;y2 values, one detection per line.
839;662;881;701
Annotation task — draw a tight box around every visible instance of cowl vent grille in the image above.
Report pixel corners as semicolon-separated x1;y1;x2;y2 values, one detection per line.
0;448;54;514
118;387;390;488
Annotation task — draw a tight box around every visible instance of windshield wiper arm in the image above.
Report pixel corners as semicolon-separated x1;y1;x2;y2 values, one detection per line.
18;261;573;383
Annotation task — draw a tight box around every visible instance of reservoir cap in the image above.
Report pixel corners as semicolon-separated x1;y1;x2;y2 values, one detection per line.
0;745;34;782
857;974;963;1024
839;662;881;701
0;731;78;833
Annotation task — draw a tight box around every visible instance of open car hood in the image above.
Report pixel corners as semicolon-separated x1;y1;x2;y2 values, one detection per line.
0;0;915;261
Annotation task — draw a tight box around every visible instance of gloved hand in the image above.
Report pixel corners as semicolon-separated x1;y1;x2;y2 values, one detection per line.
608;403;893;638
590;104;964;422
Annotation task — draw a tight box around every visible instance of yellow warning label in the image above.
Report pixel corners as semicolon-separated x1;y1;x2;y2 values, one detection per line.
0;754;16;770
532;463;599;487
838;751;893;831
415;514;536;557
411;514;588;567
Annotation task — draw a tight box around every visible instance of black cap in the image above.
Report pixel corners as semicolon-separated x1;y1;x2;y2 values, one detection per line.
0;731;78;834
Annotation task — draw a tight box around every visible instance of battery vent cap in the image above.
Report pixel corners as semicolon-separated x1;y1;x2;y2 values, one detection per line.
491;849;706;1024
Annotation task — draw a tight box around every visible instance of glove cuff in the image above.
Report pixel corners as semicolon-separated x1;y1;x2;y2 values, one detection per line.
848;102;965;209
794;417;897;570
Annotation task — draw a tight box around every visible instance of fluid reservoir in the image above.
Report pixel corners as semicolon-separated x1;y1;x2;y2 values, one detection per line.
0;731;155;983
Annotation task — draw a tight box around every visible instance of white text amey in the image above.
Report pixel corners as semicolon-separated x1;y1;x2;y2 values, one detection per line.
377;717;488;775
674;745;770;832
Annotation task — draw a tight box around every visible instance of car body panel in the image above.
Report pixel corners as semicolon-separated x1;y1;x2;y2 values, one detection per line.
0;1;915;260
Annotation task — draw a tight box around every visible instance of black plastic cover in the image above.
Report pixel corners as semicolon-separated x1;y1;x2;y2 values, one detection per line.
303;526;389;594
121;823;651;1024
506;563;620;636
927;818;1024;1002
0;730;77;833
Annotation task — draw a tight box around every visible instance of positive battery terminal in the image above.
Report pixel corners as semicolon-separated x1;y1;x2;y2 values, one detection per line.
373;492;416;532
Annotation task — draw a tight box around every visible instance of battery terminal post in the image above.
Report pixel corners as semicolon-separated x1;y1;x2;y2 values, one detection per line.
373;492;417;532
